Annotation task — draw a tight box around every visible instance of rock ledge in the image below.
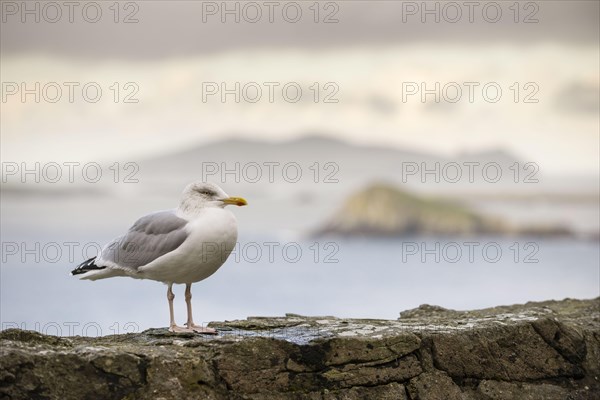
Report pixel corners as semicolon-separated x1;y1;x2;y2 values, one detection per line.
1;298;598;399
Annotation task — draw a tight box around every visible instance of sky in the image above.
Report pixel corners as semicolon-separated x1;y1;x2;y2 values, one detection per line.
1;1;599;174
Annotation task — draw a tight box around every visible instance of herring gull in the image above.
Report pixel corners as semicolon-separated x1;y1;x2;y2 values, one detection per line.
71;182;247;334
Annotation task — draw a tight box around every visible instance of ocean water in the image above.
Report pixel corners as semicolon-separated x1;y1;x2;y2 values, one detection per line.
1;228;598;337
1;191;598;336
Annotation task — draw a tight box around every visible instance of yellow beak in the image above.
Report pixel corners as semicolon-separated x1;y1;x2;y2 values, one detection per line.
222;196;248;206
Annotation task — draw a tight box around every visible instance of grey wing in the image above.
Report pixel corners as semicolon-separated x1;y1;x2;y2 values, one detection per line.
98;210;189;270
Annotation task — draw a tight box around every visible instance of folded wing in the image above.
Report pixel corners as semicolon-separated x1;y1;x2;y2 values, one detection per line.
97;210;189;271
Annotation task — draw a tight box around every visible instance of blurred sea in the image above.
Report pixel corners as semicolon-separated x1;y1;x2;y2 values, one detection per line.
1;194;598;337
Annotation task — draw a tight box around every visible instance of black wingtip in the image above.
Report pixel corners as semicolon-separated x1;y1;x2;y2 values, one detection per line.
71;257;105;275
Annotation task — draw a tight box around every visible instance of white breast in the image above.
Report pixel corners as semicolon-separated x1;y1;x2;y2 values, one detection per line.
140;207;238;284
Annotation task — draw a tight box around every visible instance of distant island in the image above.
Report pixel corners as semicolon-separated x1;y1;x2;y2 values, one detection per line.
316;183;572;237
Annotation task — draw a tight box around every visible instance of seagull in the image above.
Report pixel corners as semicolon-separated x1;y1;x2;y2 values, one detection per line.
71;182;247;334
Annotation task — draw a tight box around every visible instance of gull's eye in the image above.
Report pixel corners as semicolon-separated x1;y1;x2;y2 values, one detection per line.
197;189;216;197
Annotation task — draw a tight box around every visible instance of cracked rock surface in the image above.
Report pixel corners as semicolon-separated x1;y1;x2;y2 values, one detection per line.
1;298;598;399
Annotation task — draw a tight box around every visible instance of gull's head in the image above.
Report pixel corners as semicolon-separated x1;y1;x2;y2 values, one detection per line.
179;182;247;212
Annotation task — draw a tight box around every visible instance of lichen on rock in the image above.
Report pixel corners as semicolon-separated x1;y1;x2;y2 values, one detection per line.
1;298;598;399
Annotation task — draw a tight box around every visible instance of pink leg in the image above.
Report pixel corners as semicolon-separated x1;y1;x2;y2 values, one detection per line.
185;283;217;335
167;283;192;333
